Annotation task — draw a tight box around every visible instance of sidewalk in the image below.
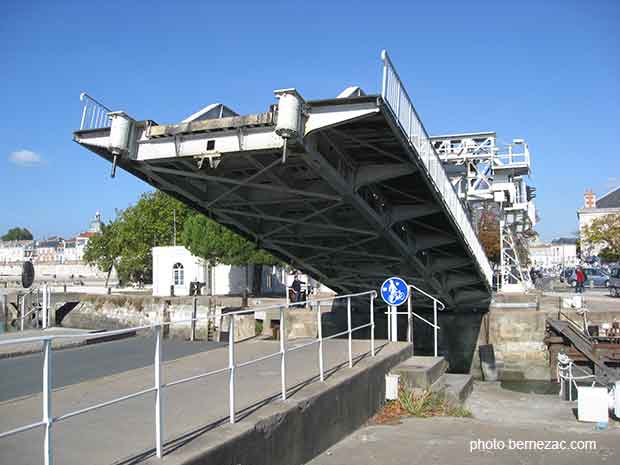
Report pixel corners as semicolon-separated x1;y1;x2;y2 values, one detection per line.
308;382;619;465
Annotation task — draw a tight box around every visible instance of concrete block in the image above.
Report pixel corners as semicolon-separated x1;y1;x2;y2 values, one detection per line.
390;356;448;389
437;373;474;404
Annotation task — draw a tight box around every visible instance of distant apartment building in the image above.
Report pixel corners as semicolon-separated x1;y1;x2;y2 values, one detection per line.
529;237;578;269
0;212;103;264
0;240;31;264
577;186;620;257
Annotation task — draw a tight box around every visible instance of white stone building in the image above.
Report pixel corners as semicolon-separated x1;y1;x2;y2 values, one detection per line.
529;238;578;269
0;212;103;265
0;240;31;264
577;187;620;257
152;246;289;297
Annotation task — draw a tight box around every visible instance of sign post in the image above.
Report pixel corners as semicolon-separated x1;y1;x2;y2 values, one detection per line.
380;277;409;342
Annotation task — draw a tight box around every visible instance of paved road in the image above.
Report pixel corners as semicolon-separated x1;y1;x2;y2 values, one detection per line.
0;336;224;402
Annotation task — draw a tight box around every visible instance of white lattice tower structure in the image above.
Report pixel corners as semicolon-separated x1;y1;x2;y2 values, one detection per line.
430;132;536;292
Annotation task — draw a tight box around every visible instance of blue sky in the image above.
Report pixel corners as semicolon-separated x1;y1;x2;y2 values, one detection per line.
1;0;618;241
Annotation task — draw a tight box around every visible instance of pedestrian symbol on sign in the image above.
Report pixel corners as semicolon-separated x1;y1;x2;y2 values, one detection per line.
380;277;409;306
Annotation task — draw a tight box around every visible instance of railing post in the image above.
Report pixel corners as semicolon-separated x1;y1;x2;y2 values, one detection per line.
228;314;236;423
407;291;413;356
42;284;48;330
370;294;375;357
390;305;398;342
20;295;25;332
381;51;388;98
433;300;438;357
346;297;353;368
48;286;52;328
190;297;197;342
317;301;324;382
80;100;88;130
154;324;163;457
43;338;53;465
280;305;287;400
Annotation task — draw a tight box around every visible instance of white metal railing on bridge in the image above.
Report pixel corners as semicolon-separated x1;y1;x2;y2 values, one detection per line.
380;50;493;287
493;145;530;168
79;92;112;130
16;285;52;331
385;284;445;357
0;290;377;465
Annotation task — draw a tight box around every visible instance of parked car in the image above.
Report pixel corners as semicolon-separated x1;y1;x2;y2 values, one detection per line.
609;267;620;297
567;268;609;288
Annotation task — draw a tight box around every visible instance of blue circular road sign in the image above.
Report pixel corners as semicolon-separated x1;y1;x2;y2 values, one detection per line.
380;277;409;306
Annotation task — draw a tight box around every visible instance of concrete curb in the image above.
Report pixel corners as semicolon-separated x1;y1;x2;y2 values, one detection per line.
0;330;136;360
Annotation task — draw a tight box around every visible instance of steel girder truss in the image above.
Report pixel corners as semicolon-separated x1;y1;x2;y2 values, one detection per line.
74;96;492;309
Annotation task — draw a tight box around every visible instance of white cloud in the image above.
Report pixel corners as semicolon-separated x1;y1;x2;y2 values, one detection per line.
9;149;42;167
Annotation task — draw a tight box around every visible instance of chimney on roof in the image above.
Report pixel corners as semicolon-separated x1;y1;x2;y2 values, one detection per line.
584;189;596;208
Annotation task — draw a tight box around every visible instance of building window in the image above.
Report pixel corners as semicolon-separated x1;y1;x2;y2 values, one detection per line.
173;262;184;286
266;273;273;289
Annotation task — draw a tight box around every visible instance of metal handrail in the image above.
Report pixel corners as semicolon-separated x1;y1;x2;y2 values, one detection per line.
385;284;445;357
380;50;493;288
0;289;378;464
79;92;112;130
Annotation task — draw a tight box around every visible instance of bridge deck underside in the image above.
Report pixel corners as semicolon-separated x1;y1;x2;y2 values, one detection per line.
75;97;490;310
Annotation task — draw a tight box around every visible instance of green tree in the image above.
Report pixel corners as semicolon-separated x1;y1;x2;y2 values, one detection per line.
582;214;620;262
2;227;33;241
181;214;281;295
83;221;122;287
84;191;192;284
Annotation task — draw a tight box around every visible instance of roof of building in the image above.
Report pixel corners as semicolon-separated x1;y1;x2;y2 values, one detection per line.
551;237;577;245
597;185;620;208
0;240;33;247
37;240;61;248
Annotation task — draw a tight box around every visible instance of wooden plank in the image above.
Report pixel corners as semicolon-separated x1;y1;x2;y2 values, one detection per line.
148;112;275;138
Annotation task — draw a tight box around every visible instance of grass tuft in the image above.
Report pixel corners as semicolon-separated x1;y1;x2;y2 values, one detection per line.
397;386;472;418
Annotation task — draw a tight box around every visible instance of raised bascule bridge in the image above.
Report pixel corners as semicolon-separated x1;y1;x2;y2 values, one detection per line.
74;51;493;311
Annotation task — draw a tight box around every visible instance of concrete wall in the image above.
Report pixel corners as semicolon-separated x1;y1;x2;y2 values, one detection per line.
60;295;255;342
0;263;112;281
470;308;549;380
468;295;620;381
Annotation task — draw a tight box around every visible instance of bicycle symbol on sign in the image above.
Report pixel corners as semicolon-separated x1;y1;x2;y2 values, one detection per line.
380;277;409;306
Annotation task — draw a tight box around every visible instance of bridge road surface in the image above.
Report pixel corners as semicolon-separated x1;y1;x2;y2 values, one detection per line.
0;335;225;402
0;338;398;465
